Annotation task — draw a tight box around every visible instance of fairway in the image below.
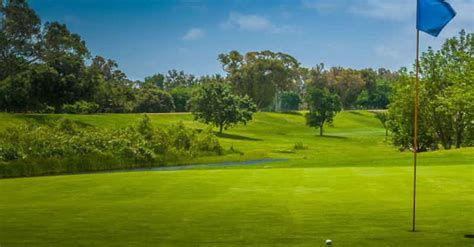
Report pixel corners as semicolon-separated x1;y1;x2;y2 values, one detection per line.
0;111;473;246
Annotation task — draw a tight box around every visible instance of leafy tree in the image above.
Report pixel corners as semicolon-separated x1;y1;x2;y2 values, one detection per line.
90;56;126;82
144;73;165;89
0;0;41;80
387;68;437;151
305;87;341;136
374;111;389;136
197;74;226;85
170;86;192;112
218;50;300;109
190;82;256;133
325;67;365;109
134;85;175;113
163;69;196;91
388;30;473;151
280;91;301;111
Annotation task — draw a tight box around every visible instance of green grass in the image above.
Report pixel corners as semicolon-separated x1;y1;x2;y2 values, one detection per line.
0;111;473;246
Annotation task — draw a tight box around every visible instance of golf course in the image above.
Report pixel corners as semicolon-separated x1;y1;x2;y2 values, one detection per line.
1;111;473;246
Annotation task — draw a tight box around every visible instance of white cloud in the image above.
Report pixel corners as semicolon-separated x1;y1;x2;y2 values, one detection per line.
221;12;272;31
182;28;205;41
220;12;299;34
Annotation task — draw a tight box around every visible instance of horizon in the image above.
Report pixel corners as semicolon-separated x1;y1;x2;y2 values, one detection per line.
31;0;474;81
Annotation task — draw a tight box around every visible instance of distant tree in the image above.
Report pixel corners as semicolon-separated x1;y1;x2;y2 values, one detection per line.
218;50;300;109
305;87;341;136
90;56;126;82
280;91;301;111
325;67;365;109
134;85;175;113
190;82;256;133
144;73;165;89
163;69;196;91
197;74;226;85
170;86;192;112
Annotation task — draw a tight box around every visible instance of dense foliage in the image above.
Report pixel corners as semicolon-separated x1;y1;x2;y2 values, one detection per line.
305;87;342;136
279;91;301;111
190;82;257;133
388;31;473;151
0;116;223;177
218;50;301;109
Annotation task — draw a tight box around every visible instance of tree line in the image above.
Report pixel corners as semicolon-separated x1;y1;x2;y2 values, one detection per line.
1;0;472;149
0;0;396;115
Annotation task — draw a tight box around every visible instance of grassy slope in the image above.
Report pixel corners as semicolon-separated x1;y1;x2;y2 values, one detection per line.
0;111;473;246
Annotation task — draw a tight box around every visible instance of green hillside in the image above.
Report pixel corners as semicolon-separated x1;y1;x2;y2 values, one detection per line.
0;111;473;246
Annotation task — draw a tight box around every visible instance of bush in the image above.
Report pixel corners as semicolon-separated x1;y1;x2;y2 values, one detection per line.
0;116;222;177
39;104;56;113
62;101;99;114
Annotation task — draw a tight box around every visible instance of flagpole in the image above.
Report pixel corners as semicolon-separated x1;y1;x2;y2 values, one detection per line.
412;30;420;232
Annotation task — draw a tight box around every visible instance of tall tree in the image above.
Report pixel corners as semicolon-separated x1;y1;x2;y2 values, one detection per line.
218;50;300;109
0;0;41;79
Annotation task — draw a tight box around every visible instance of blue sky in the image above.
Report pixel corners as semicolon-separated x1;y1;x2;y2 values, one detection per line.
31;0;473;80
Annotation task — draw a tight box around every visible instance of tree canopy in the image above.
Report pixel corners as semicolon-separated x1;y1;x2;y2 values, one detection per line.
190;82;256;133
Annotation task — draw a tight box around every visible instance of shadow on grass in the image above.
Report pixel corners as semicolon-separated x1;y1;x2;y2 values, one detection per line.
348;111;364;116
316;135;348;139
216;132;262;141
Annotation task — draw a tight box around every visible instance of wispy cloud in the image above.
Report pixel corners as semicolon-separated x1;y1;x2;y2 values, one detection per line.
182;28;205;41
220;12;298;34
349;0;414;22
221;12;272;31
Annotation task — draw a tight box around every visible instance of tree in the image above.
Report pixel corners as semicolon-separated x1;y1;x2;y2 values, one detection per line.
163;69;195;91
0;0;41;80
388;31;473;151
190;82;256;133
305;87;341;136
144;73;165;89
134;85;175;113
374;111;389;136
218;50;300;109
280;91;301;111
170;86;192;112
325;67;365;109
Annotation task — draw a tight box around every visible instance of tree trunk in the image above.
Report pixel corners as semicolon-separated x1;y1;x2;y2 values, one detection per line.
219;124;223;134
319;125;323;136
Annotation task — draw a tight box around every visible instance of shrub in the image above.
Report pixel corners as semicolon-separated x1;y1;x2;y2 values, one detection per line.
0;116;222;177
293;142;307;150
62;101;99;114
39;104;56;113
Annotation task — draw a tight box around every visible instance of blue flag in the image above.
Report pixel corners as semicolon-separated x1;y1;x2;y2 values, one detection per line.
417;0;456;37
416;0;456;37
